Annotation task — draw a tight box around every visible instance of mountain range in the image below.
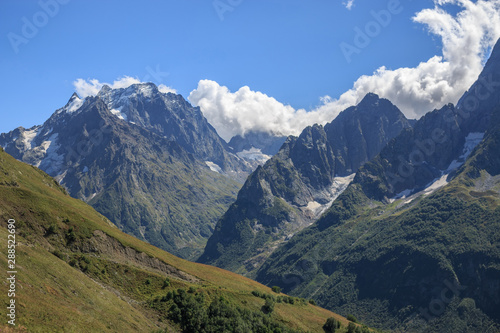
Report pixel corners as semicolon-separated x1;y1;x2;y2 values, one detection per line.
0;85;253;259
1;33;500;333
0;145;361;332
239;40;500;332
199;93;413;276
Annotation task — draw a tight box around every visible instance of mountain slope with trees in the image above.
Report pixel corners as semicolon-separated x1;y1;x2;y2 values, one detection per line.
199;94;412;276
254;39;500;332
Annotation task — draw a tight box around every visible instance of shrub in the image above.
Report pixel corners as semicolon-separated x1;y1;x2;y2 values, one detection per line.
66;226;76;243
272;286;282;294
51;249;64;260
46;224;58;236
309;299;317;306
263;298;275;314
323;317;341;332
347;322;357;333
346;314;358;323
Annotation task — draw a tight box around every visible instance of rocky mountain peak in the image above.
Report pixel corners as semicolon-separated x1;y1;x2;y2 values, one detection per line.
199;94;412;275
69;92;81;102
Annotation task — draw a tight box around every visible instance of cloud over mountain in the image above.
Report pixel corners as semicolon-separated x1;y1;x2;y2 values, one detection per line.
189;0;500;141
73;76;177;98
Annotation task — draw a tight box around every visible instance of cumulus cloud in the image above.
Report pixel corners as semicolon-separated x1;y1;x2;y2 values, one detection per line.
188;80;353;141
346;0;500;118
73;76;177;98
189;0;500;141
343;0;355;10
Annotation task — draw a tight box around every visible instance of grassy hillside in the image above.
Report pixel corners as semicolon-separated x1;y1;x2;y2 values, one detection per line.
0;147;368;332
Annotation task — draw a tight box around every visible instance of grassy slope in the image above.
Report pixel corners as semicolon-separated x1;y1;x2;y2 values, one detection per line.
0;148;350;332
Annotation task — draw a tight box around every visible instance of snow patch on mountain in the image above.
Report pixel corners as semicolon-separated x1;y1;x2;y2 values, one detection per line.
55;94;85;115
137;84;154;98
66;96;84;113
305;174;355;218
392;132;485;203
98;83;160;123
205;161;222;173
110;108;127;121
236;148;271;164
38;133;64;175
22;127;40;150
446;132;485;172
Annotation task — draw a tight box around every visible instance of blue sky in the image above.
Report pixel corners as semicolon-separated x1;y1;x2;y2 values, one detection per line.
1;0;500;140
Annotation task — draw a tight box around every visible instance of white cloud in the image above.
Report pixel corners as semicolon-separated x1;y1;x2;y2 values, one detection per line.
188;80;354;141
189;0;500;141
343;0;355;10
158;84;177;94
73;76;176;97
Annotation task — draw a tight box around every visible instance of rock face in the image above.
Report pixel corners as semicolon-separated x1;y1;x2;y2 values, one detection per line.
254;39;500;332
324;93;414;176
198;94;412;275
0;85;243;259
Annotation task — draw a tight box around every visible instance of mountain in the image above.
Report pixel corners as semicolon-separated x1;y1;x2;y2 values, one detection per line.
198;94;412;275
96;83;251;180
0;85;245;259
228;131;287;167
254;40;500;332
0;146;363;333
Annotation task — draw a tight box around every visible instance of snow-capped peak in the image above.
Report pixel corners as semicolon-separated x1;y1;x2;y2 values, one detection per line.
55;92;85;115
97;83;157;112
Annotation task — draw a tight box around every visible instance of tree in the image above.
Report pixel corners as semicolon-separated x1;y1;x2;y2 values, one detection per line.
346;314;358;323
263;298;275;314
347;322;357;333
272;286;282;294
323;317;341;333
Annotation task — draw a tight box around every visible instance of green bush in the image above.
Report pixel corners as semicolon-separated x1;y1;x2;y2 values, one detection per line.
263;298;275;314
46;223;58;236
272;286;282;294
323;317;341;332
346;314;358;323
164;289;297;332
